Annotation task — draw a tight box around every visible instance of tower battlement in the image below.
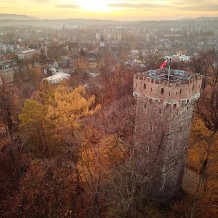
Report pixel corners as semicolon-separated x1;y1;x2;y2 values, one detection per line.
134;69;202;105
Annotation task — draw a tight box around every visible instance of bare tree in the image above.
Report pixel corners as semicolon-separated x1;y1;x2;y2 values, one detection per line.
0;79;20;149
190;51;218;218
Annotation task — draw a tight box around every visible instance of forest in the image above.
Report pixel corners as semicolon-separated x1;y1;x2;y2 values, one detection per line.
0;51;218;218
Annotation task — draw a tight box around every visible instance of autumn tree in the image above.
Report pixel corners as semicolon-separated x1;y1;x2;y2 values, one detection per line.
0;81;25;211
143;53;163;70
0;79;20;147
19;85;100;157
188;50;218;217
90;65;134;107
190;50;218;89
2;159;83;218
26;65;43;86
75;122;128;217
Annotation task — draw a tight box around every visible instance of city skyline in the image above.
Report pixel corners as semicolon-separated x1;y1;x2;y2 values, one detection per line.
0;0;218;20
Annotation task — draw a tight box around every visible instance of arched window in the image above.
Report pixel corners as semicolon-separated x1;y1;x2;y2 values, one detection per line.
192;85;194;91
144;83;146;89
161;88;164;94
180;89;182;94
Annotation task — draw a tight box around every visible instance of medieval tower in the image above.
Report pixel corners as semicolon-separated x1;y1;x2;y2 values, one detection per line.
133;69;202;201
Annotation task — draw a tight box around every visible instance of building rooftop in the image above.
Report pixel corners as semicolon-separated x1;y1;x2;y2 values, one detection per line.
43;72;70;84
19;49;38;54
135;69;199;83
0;60;15;66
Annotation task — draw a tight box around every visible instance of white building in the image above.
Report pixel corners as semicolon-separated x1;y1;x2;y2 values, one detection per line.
17;49;38;60
43;72;70;84
6;44;14;53
164;54;191;62
179;55;190;62
131;50;139;57
0;60;16;84
0;43;7;54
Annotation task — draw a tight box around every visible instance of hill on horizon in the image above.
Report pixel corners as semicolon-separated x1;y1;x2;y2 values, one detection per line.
0;14;218;28
1;13;218;22
0;14;37;20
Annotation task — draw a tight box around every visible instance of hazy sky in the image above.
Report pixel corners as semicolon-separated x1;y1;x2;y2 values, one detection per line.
0;0;218;20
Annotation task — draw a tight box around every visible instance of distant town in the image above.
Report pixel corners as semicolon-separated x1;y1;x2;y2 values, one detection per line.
0;16;218;85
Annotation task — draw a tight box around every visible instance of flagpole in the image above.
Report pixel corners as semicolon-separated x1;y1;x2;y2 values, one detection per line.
168;58;171;81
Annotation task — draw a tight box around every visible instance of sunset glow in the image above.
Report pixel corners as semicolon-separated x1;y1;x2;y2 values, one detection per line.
0;0;217;20
77;0;110;12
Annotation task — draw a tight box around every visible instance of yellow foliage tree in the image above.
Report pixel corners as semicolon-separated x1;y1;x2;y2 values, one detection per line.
19;85;100;156
77;134;126;183
46;86;101;130
19;99;46;126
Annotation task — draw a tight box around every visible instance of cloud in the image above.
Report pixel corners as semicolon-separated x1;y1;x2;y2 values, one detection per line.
108;3;164;9
176;4;218;11
171;0;218;11
55;4;79;9
176;0;215;3
109;0;218;12
30;0;51;2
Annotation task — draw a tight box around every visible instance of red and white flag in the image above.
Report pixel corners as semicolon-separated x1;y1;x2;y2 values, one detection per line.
160;61;167;69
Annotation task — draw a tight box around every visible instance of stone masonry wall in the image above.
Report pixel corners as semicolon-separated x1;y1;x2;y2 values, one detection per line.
134;72;202;201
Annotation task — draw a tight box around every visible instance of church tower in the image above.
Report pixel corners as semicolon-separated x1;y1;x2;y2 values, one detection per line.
133;69;202;201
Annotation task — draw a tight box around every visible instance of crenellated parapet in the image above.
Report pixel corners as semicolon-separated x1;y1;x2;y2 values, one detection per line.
133;69;202;106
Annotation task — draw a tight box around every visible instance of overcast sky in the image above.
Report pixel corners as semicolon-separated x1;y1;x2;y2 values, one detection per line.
0;0;218;20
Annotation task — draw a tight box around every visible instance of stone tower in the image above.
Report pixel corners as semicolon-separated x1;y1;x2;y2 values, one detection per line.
133;69;202;201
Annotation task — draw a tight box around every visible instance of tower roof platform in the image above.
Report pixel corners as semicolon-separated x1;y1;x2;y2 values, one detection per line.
135;69;200;84
133;69;202;104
